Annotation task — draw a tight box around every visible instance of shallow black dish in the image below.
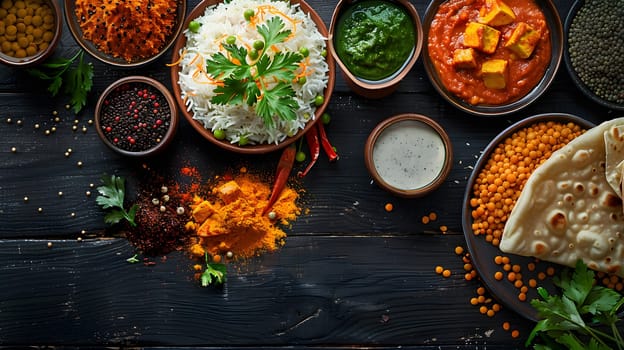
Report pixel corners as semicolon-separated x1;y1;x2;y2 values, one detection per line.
563;0;624;111
461;113;595;321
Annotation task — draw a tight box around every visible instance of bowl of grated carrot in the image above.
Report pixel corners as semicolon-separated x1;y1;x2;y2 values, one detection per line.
63;0;186;67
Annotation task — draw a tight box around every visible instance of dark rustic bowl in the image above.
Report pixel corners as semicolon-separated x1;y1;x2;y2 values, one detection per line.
0;0;62;67
64;0;186;68
461;113;595;321
170;0;335;155
328;0;423;99
95;76;179;157
364;113;453;198
422;0;563;116
563;0;624;111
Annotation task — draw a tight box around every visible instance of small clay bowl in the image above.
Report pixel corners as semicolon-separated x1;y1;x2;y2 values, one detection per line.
95;76;179;157
364;114;453;198
0;0;62;67
64;0;186;68
328;0;423;99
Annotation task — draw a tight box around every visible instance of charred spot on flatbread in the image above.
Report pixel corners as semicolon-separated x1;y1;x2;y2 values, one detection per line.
549;211;567;231
604;192;622;207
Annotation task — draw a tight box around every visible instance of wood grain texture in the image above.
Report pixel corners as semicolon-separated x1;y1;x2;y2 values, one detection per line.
0;0;617;348
0;236;532;347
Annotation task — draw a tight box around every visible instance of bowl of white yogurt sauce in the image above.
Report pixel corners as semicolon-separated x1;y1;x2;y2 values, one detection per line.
364;113;453;198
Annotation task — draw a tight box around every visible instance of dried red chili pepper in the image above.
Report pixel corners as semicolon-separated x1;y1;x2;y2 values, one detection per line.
317;121;339;162
297;124;321;178
262;144;296;215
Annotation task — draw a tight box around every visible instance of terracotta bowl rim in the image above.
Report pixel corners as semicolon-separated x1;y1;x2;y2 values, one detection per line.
169;0;336;155
364;113;453;198
327;0;424;93
94;75;179;157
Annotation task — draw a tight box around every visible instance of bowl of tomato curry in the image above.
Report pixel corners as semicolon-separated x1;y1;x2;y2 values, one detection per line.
423;0;562;116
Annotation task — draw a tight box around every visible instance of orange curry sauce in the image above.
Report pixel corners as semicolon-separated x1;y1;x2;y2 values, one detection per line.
428;0;551;105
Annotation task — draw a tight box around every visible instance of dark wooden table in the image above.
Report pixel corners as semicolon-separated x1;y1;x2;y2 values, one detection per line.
1;0;618;348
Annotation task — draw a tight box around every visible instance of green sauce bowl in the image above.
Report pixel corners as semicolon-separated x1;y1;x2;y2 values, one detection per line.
328;0;423;99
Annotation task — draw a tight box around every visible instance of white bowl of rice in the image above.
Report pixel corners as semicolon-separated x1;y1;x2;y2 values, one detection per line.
170;0;335;154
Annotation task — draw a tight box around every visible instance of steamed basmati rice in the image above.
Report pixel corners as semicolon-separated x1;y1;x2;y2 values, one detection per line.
177;0;329;145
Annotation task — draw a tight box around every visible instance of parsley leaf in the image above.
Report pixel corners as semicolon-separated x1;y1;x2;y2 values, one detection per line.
205;16;303;127
26;50;94;114
526;260;624;350
200;252;226;287
95;174;138;227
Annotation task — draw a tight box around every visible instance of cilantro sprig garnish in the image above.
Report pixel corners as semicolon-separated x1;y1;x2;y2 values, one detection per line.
201;252;227;287
205;16;303;127
527;260;624;349
95;174;138;227
26;50;94;114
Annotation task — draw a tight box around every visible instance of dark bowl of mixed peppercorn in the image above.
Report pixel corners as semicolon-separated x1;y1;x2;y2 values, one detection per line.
95;76;179;157
563;0;624;111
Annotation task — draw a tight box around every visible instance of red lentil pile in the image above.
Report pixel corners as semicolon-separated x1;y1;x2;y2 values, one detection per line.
469;121;585;247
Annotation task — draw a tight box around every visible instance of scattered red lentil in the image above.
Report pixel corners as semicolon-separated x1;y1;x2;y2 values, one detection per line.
384;202;393;212
442;269;451;278
454;246;464;255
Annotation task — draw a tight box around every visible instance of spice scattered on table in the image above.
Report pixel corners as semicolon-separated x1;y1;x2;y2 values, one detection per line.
187;172;301;261
74;0;178;62
99;82;172;153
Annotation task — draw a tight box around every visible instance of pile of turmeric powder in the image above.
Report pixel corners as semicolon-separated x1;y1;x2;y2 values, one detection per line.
186;173;301;261
74;0;178;62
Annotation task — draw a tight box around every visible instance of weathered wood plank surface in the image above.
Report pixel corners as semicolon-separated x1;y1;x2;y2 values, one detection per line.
0;0;619;349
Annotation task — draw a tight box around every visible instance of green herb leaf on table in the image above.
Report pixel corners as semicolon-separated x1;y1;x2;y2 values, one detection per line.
95;174;138;227
26;50;94;114
526;260;624;350
206;16;303;127
200;252;226;287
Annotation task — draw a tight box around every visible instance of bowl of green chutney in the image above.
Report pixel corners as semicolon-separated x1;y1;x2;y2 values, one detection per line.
328;0;423;99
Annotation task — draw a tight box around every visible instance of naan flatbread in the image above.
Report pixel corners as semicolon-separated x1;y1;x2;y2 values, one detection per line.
500;117;624;276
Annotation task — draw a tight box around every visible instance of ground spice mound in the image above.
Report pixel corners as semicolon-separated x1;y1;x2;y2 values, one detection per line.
74;0;178;62
186;173;301;260
124;174;191;256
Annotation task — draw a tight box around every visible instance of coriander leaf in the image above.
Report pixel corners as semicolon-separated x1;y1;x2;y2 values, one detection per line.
582;286;623;315
556;332;587;350
256;51;302;82
555;260;594;307
25;50;93;114
257;16;291;49
95;174;137;227
200;253;226;287
256;82;298;125
205;16;304;128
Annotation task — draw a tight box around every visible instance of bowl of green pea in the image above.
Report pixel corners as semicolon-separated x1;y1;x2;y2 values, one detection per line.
0;0;62;67
328;0;423;99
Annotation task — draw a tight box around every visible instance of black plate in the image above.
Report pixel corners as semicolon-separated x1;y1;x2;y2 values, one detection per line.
461;113;595;321
563;0;624;111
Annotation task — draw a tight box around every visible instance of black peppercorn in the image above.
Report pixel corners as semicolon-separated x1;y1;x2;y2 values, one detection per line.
99;82;171;153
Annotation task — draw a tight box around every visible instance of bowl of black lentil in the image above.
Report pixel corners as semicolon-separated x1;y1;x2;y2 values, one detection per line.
564;0;624;111
95;76;179;157
0;0;62;67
